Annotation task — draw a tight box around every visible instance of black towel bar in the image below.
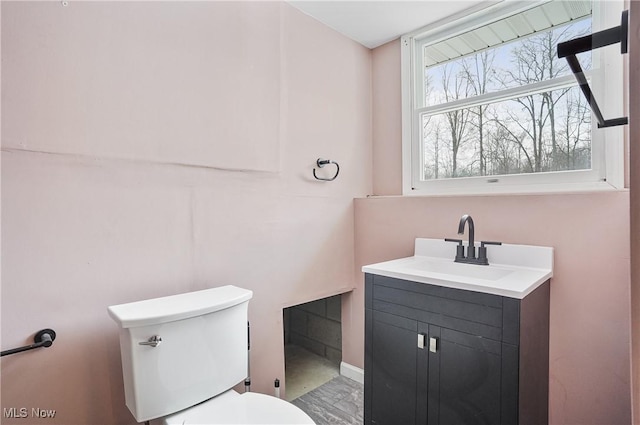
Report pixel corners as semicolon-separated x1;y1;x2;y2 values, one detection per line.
1;329;56;357
557;10;629;128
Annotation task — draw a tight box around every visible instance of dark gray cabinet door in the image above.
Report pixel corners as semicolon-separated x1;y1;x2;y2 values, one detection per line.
369;310;420;425
428;325;502;425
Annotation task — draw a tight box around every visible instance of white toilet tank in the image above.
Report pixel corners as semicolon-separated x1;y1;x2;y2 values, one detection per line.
108;286;253;422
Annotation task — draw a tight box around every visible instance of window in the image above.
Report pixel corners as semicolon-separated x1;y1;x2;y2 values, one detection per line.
401;0;625;195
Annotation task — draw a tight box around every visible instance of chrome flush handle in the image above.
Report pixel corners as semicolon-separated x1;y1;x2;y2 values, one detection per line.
139;335;162;348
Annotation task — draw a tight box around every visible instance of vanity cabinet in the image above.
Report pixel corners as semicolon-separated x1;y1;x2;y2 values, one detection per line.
364;273;550;425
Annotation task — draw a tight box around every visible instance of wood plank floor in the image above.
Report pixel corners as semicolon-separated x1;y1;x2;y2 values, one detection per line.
292;375;364;425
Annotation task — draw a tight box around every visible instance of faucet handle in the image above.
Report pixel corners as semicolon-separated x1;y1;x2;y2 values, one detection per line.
477;241;502;265
444;238;465;261
480;241;502;247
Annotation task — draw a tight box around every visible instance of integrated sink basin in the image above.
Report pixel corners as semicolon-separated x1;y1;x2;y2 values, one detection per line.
362;238;553;299
408;258;513;281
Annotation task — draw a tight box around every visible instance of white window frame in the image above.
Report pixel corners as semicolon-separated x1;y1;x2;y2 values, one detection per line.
401;0;626;196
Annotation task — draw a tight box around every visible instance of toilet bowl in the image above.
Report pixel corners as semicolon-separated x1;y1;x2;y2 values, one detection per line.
163;390;313;424
108;285;314;424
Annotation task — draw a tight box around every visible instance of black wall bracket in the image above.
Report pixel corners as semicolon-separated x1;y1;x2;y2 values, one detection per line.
1;329;56;357
557;10;629;128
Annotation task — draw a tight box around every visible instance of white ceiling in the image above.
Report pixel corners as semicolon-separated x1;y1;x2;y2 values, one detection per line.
287;1;488;49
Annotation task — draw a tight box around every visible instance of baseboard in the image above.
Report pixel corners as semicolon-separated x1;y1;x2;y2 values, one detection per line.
340;361;364;384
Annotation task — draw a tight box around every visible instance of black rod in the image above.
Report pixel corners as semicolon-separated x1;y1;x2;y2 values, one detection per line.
564;55;606;127
558;27;622;58
557;10;629;58
1;329;56;357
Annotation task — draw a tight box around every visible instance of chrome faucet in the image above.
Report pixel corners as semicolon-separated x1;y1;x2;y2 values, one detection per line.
445;214;502;265
458;214;475;260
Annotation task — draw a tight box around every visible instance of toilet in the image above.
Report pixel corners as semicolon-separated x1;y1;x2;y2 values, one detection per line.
108;285;314;424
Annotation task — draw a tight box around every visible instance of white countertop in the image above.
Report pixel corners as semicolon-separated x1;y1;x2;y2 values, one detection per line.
362;238;553;299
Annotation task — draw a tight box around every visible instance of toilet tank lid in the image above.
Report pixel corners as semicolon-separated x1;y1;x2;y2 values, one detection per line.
108;285;253;329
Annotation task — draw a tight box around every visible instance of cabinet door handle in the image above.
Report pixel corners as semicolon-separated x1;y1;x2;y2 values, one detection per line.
429;337;438;353
417;334;426;349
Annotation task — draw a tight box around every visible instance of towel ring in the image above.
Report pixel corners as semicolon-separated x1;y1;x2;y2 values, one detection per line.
313;158;340;182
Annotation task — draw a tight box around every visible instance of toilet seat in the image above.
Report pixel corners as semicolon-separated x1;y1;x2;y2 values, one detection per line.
162;390;315;424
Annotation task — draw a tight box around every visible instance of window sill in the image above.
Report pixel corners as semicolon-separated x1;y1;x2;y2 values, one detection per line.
359;185;628;201
399;180;627;198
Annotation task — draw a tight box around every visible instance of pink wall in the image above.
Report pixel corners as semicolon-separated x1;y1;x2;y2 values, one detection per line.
344;37;634;424
628;1;640;422
2;2;635;425
371;40;402;196
0;2;371;424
